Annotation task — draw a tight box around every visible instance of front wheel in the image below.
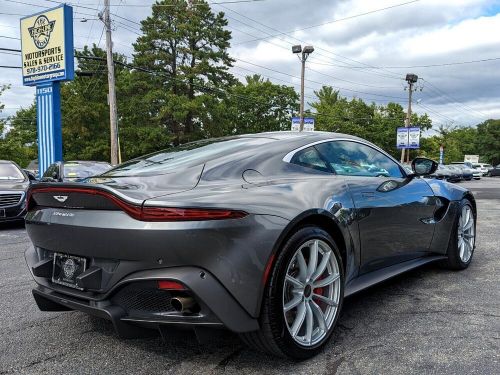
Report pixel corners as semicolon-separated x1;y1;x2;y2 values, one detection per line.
441;199;476;270
241;227;344;359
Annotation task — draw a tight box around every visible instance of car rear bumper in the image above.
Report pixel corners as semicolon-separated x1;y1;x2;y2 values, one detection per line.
28;261;260;335
0;204;26;222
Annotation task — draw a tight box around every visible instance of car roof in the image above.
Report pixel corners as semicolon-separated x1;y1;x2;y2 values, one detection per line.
64;160;111;165
241;131;361;141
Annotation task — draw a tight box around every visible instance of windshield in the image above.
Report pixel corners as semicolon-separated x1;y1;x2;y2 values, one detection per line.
64;163;112;178
0;163;25;181
103;137;274;177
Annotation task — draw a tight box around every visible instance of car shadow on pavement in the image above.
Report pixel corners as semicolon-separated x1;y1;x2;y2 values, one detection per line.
80;262;445;371
0;220;25;230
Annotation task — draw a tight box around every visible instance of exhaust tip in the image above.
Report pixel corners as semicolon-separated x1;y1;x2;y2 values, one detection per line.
171;296;197;313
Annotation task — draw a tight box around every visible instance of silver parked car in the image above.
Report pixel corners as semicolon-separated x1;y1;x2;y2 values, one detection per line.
451;162;480;180
472;163;494;176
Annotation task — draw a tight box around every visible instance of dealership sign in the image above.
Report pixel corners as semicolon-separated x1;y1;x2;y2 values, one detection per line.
396;127;420;149
20;5;74;176
291;117;315;131
20;5;74;86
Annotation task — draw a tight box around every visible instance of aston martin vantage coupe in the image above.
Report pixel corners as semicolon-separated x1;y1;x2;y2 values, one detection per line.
24;132;476;359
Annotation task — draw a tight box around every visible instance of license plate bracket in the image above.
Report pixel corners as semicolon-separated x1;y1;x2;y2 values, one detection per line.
52;253;87;290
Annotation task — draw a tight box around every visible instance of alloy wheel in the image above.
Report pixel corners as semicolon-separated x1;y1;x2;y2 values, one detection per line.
282;239;341;347
458;205;475;263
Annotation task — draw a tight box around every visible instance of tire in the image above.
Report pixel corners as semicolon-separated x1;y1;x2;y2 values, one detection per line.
440;199;476;270
240;226;344;359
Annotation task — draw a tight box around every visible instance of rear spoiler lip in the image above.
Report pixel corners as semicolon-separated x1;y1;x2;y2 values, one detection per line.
27;182;144;207
27;182;248;222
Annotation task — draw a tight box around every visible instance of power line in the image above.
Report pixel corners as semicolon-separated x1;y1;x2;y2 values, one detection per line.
217;3;405;79
60;0;267;6
234;57;407;100
420;79;488;121
365;57;500;69
0;35;20;40
232;0;420;45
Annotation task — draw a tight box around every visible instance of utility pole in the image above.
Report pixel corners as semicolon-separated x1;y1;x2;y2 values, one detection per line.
401;73;418;163
101;0;119;165
292;45;314;131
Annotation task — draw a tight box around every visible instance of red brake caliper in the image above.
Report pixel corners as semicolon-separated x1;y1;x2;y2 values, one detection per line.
313;275;324;303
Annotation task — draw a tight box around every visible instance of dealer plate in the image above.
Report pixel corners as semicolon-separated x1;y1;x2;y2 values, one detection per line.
52;253;87;290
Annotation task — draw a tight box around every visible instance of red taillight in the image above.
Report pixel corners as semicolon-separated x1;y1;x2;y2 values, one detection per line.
141;206;247;221
28;186;247;222
157;280;186;290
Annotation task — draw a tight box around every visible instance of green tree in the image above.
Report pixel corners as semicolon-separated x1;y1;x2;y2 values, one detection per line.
476;119;500;165
60;45;128;161
214;74;299;136
0;85;36;166
130;0;235;143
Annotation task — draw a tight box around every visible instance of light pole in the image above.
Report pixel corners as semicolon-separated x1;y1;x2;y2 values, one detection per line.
401;73;418;163
292;45;314;131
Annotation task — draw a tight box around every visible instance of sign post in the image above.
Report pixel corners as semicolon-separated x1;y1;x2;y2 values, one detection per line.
439;145;444;165
291;117;314;132
20;4;74;176
396;127;420;154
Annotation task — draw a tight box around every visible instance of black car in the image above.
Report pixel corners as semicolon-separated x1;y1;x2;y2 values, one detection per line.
41;161;112;182
490;165;500;177
25;132;476;359
0;160;34;222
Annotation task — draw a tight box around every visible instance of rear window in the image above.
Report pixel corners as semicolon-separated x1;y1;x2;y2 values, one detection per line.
103;137;274;177
0;163;24;181
64;163;112;178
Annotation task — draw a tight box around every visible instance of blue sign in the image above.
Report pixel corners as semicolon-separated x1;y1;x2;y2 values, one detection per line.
408;127;420;149
396;127;408;149
291;117;315;131
36;83;62;175
397;127;420;149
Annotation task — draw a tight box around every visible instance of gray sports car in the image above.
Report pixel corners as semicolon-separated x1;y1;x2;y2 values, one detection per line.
24;132;476;359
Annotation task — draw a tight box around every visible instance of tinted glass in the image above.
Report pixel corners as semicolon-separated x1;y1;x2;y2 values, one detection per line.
290;146;330;173
0;163;24;180
315;141;403;178
42;163;59;179
104;137;274;177
63;163;112;178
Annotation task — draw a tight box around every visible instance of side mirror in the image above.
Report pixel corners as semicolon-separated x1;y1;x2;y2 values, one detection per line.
411;157;438;176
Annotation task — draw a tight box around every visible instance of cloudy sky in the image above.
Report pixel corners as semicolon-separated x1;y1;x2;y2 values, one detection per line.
1;0;500;130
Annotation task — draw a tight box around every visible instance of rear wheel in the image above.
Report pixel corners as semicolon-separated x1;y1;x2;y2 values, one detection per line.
441;199;476;270
241;227;344;359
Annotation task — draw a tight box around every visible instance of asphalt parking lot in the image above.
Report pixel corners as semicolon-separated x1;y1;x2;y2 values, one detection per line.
1;178;499;375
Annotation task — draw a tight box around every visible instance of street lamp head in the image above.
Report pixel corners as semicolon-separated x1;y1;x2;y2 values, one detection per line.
292;45;302;54
303;45;315;54
405;73;418;83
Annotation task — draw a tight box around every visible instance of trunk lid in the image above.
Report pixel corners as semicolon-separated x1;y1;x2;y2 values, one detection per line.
28;164;204;210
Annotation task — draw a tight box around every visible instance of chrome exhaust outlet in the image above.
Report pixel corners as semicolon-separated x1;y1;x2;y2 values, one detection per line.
171;296;196;313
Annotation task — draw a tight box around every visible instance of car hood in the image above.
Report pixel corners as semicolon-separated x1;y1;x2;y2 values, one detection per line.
0;180;29;191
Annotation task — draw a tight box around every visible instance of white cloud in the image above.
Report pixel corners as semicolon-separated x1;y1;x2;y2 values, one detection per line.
1;0;499;128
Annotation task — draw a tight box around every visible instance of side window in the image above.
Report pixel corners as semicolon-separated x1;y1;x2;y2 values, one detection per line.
290;146;330;173
315;141;403;178
43;163;58;178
